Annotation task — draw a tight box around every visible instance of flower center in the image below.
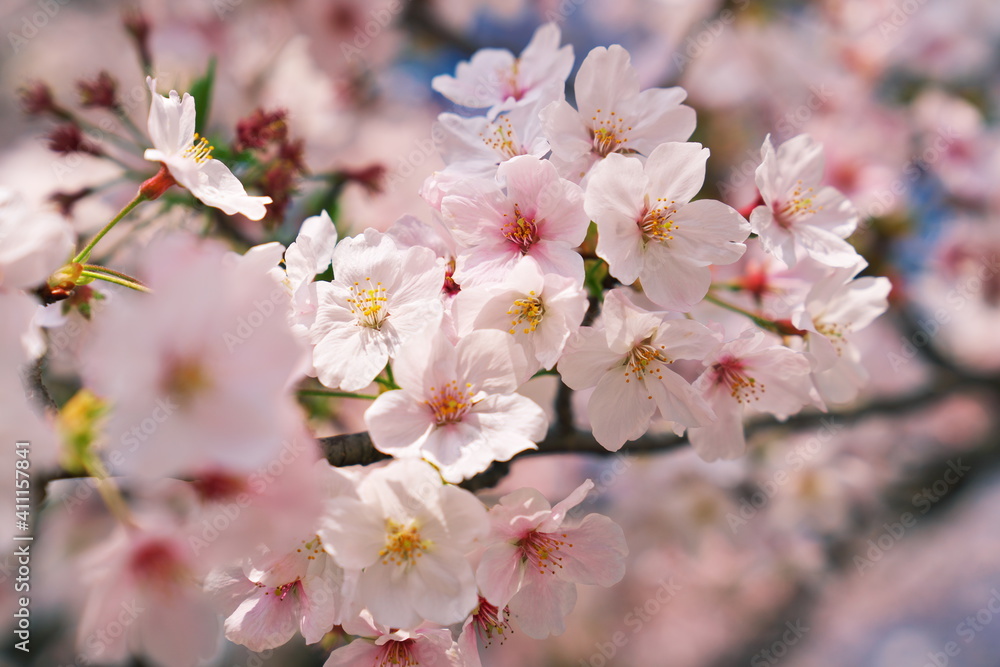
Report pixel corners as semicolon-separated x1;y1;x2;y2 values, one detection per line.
639;198;680;244
473;595;513;646
501;204;538;253
162;356;212;406
129;539;188;593
624;341;671;392
425;380;475;426
816;321;849;356
517;529;572;576
481;115;521;159
498;60;525;102
183;133;215;164
507;292;544;334
379;520;430;567
266;579;302;601
774;180;822;229
347;277;389;329
376;639;418;667
590;108;633;157
710;355;763;404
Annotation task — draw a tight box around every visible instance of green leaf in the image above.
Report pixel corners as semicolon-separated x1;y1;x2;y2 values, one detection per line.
189;57;216;136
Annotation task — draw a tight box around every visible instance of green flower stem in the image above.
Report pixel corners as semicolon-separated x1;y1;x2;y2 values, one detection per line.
81;264;147;286
383;363;397;389
79;270;151;293
704;293;778;333
72;192;147;263
299;389;380;400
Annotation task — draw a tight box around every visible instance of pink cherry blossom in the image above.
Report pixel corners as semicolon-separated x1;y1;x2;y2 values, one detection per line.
75;517;221;667
318;460;487;628
476;480;627;639
541;44;696;180
213;536;349;651
161;429;326;567
82;233;306;479
325;610;459;667
558;289;717;451
585;142;750;310
365;328;547;482
750;134;861;268
309;228;444;391
441;154;588;285
432;22;573;117
687;328;818;461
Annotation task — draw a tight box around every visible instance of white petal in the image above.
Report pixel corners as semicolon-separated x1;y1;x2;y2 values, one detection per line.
587;369;655;451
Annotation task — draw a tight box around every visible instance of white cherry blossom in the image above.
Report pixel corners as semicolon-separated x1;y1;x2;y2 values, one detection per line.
585;142;750;311
144;77;272;220
793;261;892;404
317;460;487;628
309;229;443;391
452;257;588;371
558;289;717;450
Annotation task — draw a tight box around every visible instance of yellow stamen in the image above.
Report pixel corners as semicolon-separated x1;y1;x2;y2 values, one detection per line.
183;133;215;164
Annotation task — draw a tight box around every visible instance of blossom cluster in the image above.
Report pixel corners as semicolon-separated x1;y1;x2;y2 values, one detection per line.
1;19;895;667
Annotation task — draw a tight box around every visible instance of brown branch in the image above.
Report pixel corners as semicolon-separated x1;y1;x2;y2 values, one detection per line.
315;378;989;493
21;356;57;415
317;431;390;467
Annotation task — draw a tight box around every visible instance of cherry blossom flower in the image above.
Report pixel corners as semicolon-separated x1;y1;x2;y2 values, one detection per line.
750;134;860;268
424;91;559;208
440;155;588;285
213;536;349;651
432;82;559;175
585;142;750;310
317;460;487;628
792;261;892;404
687;328;817;461
144;77;272;220
76;518;221;667
159;430;325;566
558;289;717;451
432;22;573;117
365;328;547;482
541;44;696;180
452;257;588;371
325;610;459;667
309;228;444;391
386;214;461;297
82;233;305;478
0;187;73;292
476;480;627;639
267;210;339;348
281;210;338;297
